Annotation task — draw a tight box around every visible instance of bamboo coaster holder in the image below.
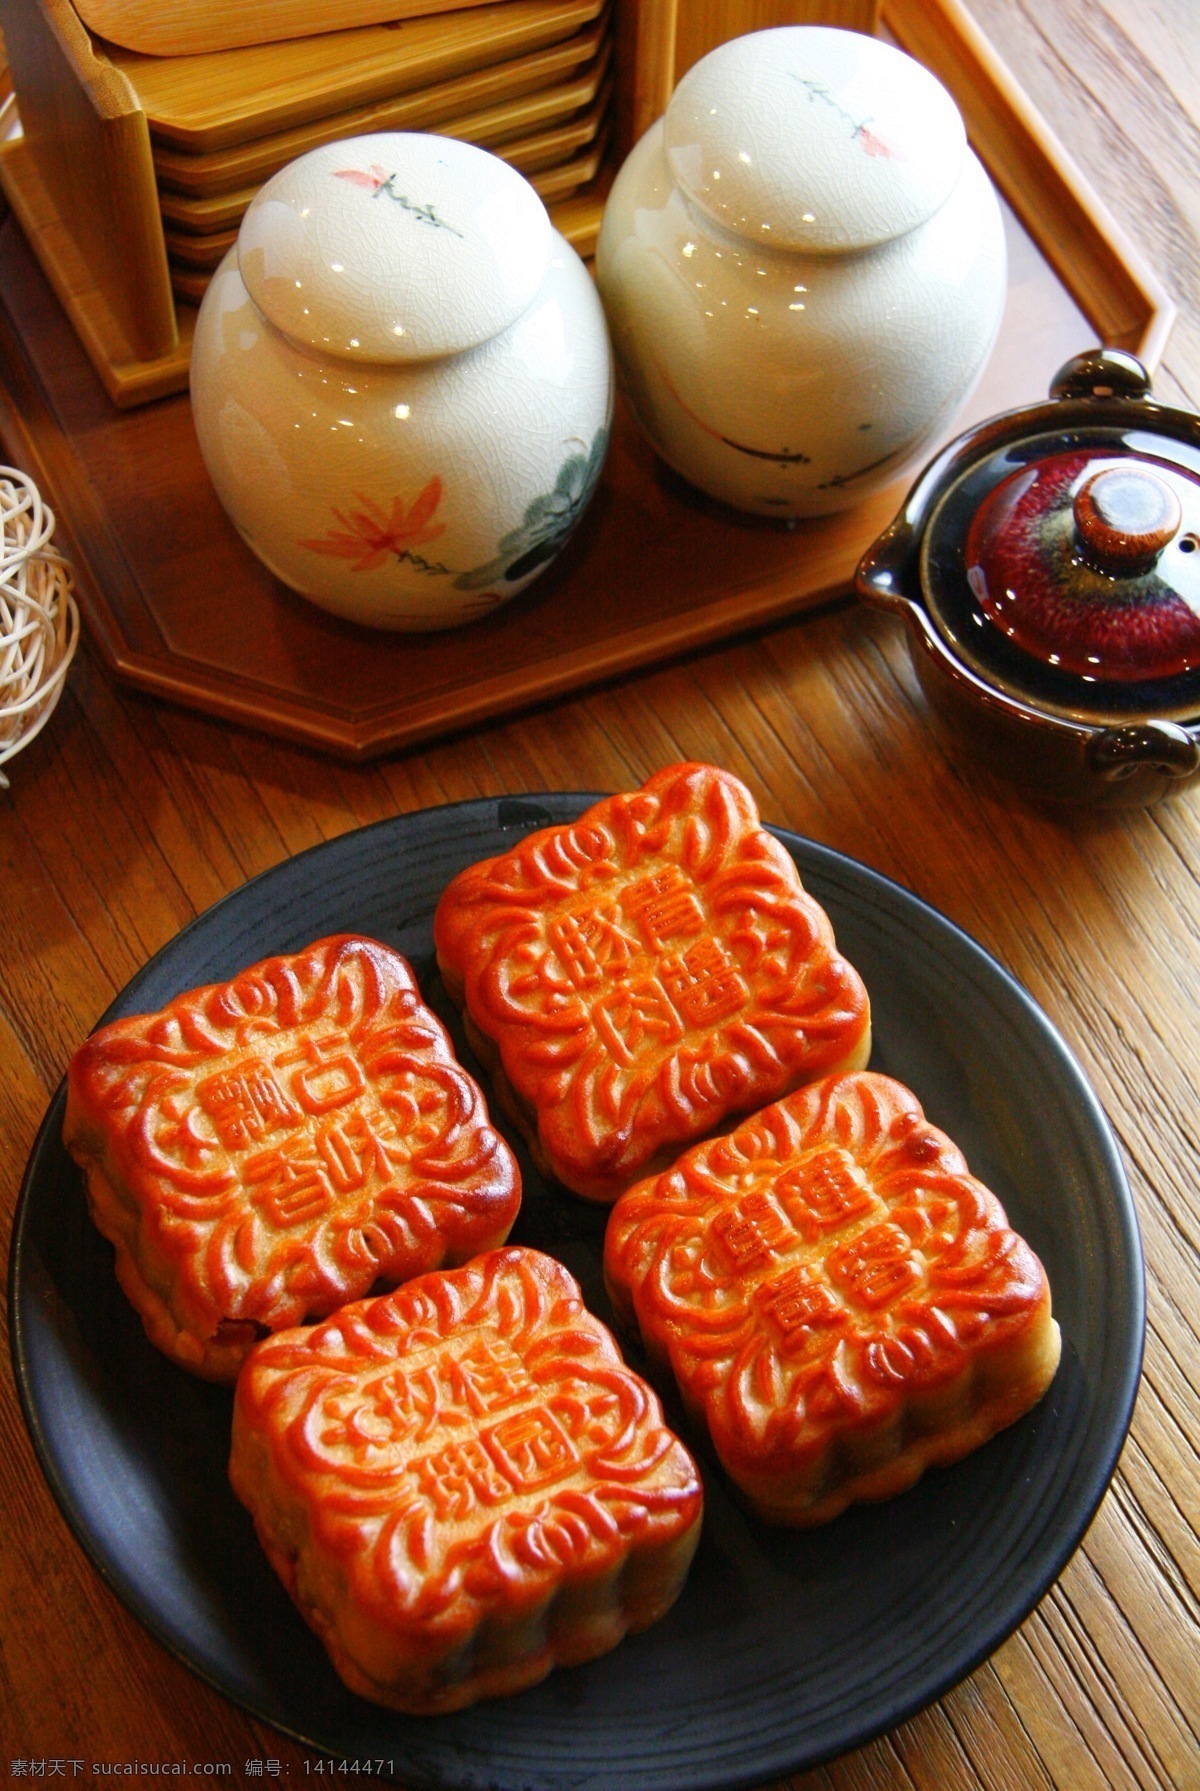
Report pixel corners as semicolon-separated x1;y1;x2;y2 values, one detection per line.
74;0;515;58
118;0;606;153
0;0;679;407
0;0;1174;412
152;28;612;203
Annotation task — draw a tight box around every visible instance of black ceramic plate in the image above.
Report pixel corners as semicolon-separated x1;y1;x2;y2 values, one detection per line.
11;796;1144;1791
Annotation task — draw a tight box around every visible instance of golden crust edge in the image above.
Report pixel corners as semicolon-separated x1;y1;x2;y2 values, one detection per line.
74;1154;264;1381
72;1143;525;1382
730;1310;1064;1526
229;1303;704;1714
437;949;872;1205
614;1278;1061;1528
62;1029;524;1381
64;1087;247;1377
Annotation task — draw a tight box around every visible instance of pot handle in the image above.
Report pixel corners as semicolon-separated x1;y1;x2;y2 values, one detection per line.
1050;348;1153;403
1087;721;1200;782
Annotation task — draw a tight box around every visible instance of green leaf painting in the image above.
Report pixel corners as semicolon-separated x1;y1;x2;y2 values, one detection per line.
455;426;610;592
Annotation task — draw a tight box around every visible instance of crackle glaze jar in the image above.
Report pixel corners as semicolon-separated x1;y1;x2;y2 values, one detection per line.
190;132;613;629
595;27;1007;517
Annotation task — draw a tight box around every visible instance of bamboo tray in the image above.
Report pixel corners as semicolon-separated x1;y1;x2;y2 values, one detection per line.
162;82;610;254
0;0;1175;762
153;27;610;200
113;0;605;152
0;0;663;403
74;0;517;58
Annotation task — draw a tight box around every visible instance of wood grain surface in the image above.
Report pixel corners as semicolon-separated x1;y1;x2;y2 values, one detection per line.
0;0;177;358
1;1;1198;1789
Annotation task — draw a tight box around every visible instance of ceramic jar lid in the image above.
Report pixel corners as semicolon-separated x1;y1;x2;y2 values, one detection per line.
236;132;554;363
662;27;966;254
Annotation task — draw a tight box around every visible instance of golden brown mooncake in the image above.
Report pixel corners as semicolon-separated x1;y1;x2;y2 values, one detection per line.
230;1247;704;1713
604;1072;1061;1526
433;761;871;1203
63;934;520;1381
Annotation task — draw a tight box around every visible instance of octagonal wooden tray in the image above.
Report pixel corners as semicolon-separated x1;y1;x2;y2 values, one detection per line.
0;0;1174;761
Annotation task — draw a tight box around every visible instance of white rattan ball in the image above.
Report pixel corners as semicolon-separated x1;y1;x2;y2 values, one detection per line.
0;464;80;789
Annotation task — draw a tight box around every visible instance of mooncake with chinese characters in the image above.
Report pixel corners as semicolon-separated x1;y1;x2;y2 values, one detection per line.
604;1072;1060;1526
230;1246;704;1713
63;934;520;1380
433;762;871;1203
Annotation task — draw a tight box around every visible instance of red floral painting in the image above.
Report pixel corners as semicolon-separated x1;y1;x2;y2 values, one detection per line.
334;163;389;193
332;166;462;234
856;124;898;159
299;478;446;572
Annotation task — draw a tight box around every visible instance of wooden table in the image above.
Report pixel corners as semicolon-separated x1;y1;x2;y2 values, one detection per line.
2;0;1198;1785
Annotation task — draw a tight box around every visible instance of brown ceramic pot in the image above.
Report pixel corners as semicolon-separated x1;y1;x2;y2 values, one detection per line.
855;347;1200;805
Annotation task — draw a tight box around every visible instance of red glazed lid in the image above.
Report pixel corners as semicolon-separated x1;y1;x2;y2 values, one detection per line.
965;448;1200;682
855;348;1200;801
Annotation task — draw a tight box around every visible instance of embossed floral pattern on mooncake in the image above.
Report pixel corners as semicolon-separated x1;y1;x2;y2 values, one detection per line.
64;935;520;1376
434;763;871;1200
231;1248;703;1711
605;1071;1060;1524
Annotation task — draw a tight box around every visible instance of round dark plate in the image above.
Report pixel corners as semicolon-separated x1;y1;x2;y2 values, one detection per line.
10;795;1144;1791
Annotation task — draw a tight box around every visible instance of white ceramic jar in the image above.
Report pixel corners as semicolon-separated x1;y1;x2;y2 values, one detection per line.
191;133;613;629
595;28;1006;517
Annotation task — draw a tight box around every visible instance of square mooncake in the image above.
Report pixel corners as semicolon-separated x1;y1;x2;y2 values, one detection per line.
230;1247;704;1713
64;934;520;1380
604;1071;1061;1525
433;762;871;1202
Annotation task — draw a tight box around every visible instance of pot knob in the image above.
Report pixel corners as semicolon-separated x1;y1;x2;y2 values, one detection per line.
1073;466;1182;575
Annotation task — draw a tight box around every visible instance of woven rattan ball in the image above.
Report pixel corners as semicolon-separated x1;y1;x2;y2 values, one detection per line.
0;465;80;789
